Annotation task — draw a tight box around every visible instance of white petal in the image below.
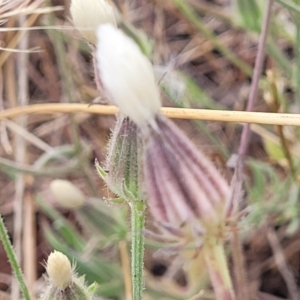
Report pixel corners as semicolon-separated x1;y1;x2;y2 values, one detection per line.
70;0;117;44
96;24;161;128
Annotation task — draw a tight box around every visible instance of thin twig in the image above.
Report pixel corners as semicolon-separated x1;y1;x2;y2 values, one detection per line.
238;0;274;157
267;229;300;300
11;12;29;299
0;13;39;68
5;119;56;153
231;2;274;299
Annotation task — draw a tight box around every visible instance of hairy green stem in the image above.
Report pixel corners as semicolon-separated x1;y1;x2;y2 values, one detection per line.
131;200;145;300
0;214;32;300
203;238;235;300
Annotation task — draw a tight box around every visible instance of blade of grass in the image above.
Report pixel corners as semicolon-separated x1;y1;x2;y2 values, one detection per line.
171;0;253;76
12;12;30;299
0;155;79;176
187;0;232;24
275;0;300;13
0;214;32;300
267;39;293;77
294;11;300;108
46;3;98;196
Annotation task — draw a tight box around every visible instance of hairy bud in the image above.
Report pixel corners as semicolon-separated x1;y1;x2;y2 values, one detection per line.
96;116;143;202
41;251;94;300
96;24;161;129
46;251;72;290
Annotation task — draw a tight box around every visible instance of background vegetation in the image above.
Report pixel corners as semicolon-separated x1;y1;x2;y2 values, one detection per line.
1;0;300;299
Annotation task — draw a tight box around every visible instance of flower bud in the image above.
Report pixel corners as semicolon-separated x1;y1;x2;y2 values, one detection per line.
42;251;94;300
144;115;231;234
96;24;161;129
70;0;118;44
96;116;143;202
50;179;85;209
46;251;72;290
95;19;231;239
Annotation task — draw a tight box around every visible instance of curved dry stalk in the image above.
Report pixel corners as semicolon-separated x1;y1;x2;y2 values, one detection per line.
2;103;300;126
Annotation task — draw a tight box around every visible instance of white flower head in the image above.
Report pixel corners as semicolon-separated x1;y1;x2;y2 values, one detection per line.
96;24;161;129
46;251;73;290
50;179;85;209
70;0;118;44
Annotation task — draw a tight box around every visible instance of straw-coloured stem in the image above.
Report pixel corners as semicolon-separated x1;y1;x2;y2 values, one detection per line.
2;104;300;127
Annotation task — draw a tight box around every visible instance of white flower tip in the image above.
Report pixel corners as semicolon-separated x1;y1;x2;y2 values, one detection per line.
96;24;161;128
46;251;73;290
70;0;118;44
50;179;85;209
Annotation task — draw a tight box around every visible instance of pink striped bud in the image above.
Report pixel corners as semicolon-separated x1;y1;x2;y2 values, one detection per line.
144;115;231;234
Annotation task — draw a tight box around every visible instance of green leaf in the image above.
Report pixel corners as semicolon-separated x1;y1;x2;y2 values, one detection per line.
95;159;107;180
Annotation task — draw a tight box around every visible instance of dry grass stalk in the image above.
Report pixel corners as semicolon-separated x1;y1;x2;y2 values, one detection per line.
2;103;300;126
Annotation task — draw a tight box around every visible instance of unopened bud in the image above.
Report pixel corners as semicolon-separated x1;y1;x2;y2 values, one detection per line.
42;251;94;300
96;24;161;129
46;251;72;290
50;179;85;209
70;0;118;44
96;116;143;202
144;115;230;234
